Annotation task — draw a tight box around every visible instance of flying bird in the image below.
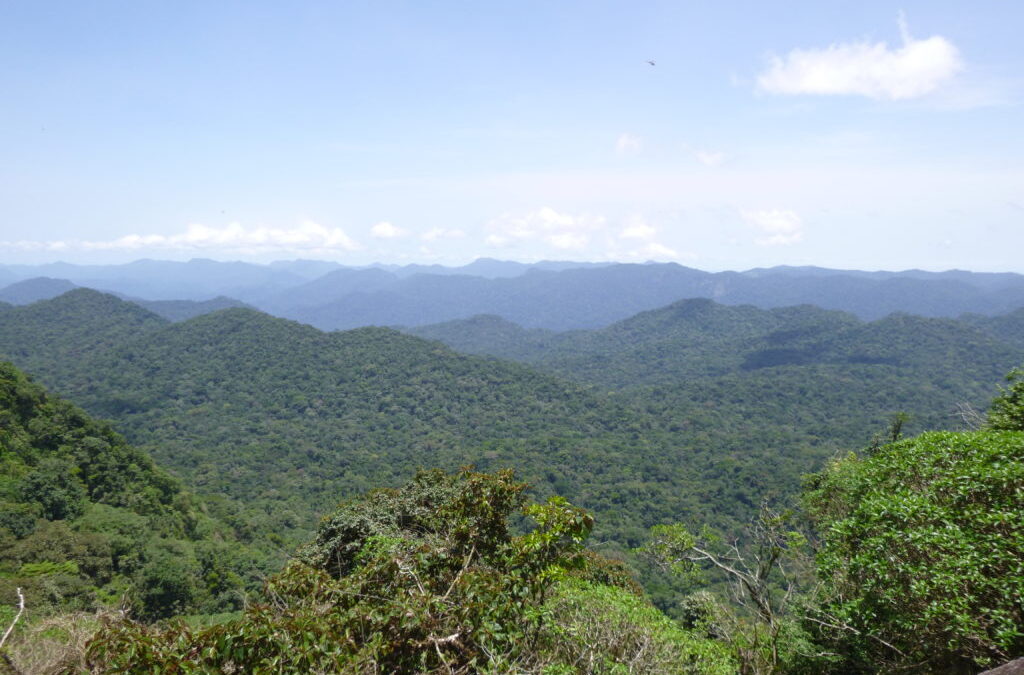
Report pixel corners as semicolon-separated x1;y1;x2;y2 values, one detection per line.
646;60;656;66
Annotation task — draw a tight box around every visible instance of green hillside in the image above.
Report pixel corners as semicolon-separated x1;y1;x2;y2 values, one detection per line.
0;361;270;622
406;300;1024;522
0;296;708;554
0;289;167;385
131;295;251;322
2;290;1021;620
407;300;1021;432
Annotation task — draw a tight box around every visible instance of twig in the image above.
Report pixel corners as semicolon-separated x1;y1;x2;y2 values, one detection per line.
801;613;907;658
0;588;25;650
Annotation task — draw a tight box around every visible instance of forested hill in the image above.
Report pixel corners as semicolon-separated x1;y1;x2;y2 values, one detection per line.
408;299;1024;466
0;294;710;552
2;289;1021;564
963;307;1024;350
409;298;1022;392
0;288;168;385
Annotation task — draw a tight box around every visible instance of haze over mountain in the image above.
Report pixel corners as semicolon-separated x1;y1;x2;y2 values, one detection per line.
0;276;78;305
3;259;1024;333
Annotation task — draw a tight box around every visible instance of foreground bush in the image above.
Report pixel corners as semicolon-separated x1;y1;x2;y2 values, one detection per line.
79;468;727;673
538;578;734;674
804;430;1024;672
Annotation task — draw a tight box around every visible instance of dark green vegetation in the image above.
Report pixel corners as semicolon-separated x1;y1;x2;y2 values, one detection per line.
83;468;733;674
75;411;1024;673
804;429;1024;672
0;280;1021;672
130;296;251;322
987;368;1024;430
0;291;705;558
0;289;166;387
411;299;1024;511
1;291;1021;595
0;362;270;624
632;381;1024;674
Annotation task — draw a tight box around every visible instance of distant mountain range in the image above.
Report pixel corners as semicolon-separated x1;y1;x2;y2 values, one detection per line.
2;259;1023;330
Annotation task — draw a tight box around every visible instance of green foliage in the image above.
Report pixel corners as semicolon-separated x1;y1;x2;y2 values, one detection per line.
0;361;272;621
803;430;1024;672
640;506;817;674
18;458;87;521
82;469;724;674
988;367;1024;430
19;560;80;577
537;578;735;674
4;286;1023;642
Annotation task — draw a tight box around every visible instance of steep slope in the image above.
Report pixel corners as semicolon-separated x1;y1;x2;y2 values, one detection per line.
0;361;268;619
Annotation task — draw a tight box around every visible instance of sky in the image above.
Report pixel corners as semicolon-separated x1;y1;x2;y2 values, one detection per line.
1;1;1022;271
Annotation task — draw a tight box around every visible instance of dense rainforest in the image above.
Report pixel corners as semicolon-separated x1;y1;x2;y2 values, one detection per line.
0;363;1020;673
0;283;1022;673
0;361;275;670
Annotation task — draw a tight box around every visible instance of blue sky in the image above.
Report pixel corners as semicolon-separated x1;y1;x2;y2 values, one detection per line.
1;1;1021;270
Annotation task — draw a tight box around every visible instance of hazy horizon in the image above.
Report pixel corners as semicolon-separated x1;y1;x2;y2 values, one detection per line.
2;256;1022;278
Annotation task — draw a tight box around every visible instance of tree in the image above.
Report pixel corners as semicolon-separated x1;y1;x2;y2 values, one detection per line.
640;503;816;674
17;458;86;522
988;367;1024;431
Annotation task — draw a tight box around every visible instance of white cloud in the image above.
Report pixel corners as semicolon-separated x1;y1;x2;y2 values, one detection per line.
607;240;686;263
638;242;680;260
420;227;466;241
741;209;804;246
695;150;727;167
615;133;643;155
757;16;963;100
546;232;590;250
369;221;407;239
619;216;657;240
0;221;363;254
486;207;606;250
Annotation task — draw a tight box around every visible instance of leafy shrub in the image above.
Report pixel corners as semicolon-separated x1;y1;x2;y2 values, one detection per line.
81;469;726;674
988;367;1024;431
804;430;1024;672
537;578;735;674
